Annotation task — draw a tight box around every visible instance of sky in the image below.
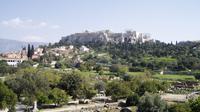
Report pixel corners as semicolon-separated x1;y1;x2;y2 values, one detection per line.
0;0;200;43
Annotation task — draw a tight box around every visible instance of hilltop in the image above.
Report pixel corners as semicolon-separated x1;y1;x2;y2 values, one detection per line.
59;30;153;45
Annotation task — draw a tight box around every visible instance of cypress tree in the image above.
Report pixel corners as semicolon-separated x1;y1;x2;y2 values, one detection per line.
27;44;31;58
42;47;46;53
31;45;34;57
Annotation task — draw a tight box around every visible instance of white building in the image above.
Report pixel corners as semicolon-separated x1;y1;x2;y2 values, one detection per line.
0;58;24;67
69;45;74;50
80;46;89;52
59;46;66;51
0;48;27;67
34;48;43;56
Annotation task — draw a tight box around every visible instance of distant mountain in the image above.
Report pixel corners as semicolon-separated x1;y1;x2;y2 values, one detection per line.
0;38;46;53
60;30;153;45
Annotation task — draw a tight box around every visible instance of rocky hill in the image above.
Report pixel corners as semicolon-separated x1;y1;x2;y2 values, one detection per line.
60;30;153;45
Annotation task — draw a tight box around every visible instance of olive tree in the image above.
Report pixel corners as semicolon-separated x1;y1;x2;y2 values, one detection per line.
0;81;17;111
58;72;83;99
106;81;132;101
138;93;168;112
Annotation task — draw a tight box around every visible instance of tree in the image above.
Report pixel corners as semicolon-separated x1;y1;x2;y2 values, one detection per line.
5;69;50;108
49;88;69;106
27;44;31;59
169;103;192;112
189;96;200;112
95;81;106;92
78;84;96;99
94;65;103;73
136;80;167;96
0;60;9;75
18;60;34;69
195;74;200;80
0;60;17;76
0;81;17;111
138;93;168;112
122;74;132;81
126;93;139;106
78;63;87;71
27;44;34;59
58;72;83;99
110;64;128;75
42;47;46;54
31;45;35;57
106;81;132;101
39;69;61;88
37;91;51;106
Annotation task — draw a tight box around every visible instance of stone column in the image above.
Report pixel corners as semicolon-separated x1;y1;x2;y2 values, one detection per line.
32;101;38;112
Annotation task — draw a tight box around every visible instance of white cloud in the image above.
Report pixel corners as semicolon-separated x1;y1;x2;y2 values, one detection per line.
2;17;23;28
1;17;60;29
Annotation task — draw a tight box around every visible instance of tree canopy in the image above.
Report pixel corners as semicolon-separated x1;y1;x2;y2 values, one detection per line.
0;81;17;111
58;72;83;99
138;93;168;112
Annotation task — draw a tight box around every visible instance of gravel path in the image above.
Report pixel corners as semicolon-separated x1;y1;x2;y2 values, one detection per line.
161;94;187;102
40;102;118;112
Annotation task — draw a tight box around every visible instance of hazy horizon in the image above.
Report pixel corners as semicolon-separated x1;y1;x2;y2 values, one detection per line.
0;0;200;43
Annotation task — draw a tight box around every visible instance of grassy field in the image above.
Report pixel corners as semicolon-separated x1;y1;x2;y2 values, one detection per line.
76;70;97;76
128;72;196;81
74;70;196;81
152;74;195;81
143;57;177;64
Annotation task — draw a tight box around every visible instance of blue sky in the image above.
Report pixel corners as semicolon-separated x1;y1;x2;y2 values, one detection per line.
0;0;200;43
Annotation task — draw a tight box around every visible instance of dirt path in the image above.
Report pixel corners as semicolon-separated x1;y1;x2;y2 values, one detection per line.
40;102;118;112
161;93;187;102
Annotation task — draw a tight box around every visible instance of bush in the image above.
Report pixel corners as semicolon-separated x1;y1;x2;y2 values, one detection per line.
138;93;167;112
122;74;132;81
0;81;17;111
49;88;69;106
94;65;103;73
194;74;200;80
169;103;192;112
106;81;132;101
189;96;200;112
55;62;62;69
129;67;144;72
94;81;105;92
110;64;128;74
58;72;83;99
126;93;139;106
136;80;165;96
